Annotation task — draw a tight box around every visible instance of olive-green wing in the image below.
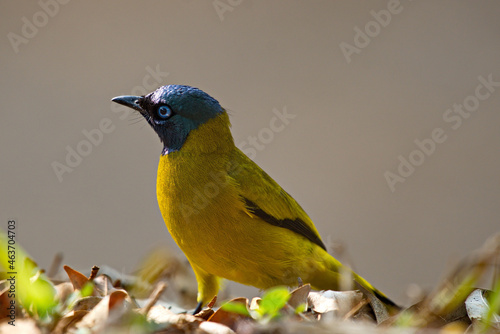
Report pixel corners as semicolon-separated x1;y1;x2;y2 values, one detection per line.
229;148;326;251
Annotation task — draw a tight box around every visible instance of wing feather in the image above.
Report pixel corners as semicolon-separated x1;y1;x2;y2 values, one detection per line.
229;148;326;251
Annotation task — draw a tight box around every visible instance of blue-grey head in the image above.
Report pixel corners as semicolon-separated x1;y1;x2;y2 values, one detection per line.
112;85;223;154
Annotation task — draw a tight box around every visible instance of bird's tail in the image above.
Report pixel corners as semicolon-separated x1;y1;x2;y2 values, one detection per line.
313;251;400;312
352;272;399;311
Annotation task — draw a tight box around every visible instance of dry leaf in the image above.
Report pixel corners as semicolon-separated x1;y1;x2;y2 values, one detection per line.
195;295;218;320
0;319;41;334
199;320;236;334
63;265;89;290
249;297;261;311
55;281;74;304
72;296;102;312
355;283;390;323
288;283;311;310
75;289;131;331
93;274;114;296
308;290;364;316
209;297;252;331
53;310;88;334
196;307;216;321
147;304;201;327
465;288;500;328
108;289;128;310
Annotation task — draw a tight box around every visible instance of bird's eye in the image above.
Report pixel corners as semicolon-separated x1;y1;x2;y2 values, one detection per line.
157;105;173;119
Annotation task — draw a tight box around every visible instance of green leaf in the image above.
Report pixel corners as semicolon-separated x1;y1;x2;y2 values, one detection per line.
80;282;95;298
294;303;306;314
257;286;290;319
0;230;57;317
221;301;250;316
480;278;500;333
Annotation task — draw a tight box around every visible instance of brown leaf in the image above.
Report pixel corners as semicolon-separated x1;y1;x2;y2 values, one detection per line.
209;297;252;331
195;295;218;320
75;291;131;332
72;296;102;312
288;283;311;310
108;289;128;310
207;294;218;308
53;310;88;334
196;307;215;321
63;265;89;290
55;282;74;304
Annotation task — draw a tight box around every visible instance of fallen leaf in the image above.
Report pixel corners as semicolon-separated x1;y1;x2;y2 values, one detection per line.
54;281;74;305
147;304;201;326
307;290;364;317
249;297;261;311
287;283;311;310
75;290;132;332
355;283;389;323
72;296;102;312
195;295;218;320
53;310;88;334
93;274;114;296
0;319;41;334
465;288;500;330
199;320;236;334
108;289;128;310
210;297;252;331
63;265;89;290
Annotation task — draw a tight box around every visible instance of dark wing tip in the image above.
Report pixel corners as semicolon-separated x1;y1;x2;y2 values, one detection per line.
243;198;327;251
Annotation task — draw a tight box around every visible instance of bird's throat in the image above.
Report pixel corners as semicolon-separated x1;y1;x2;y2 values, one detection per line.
161;111;233;156
156;112;235;229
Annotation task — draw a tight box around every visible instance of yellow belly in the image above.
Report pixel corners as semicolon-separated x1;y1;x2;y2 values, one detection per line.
156;152;339;291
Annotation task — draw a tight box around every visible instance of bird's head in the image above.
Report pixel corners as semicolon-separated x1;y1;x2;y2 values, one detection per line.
112;85;225;154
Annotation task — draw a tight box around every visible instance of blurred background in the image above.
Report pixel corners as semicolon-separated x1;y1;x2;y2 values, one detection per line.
1;1;499;305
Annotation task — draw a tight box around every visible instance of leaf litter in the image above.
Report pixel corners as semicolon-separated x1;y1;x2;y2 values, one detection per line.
0;235;499;333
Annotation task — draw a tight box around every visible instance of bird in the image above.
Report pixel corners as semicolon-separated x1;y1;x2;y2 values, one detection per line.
112;85;396;313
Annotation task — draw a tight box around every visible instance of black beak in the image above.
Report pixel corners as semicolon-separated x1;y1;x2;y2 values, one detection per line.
111;95;146;115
